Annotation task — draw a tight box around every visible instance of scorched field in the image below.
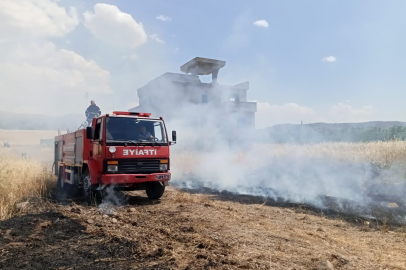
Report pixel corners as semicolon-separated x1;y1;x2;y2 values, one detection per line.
1;139;406;269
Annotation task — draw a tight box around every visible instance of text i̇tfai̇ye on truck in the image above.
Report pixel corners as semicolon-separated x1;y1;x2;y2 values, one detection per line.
54;111;177;200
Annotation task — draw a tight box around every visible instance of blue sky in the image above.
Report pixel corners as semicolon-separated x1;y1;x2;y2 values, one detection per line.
1;0;406;127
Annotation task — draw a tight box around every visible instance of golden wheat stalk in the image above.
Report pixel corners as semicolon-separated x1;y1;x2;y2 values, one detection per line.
0;153;55;220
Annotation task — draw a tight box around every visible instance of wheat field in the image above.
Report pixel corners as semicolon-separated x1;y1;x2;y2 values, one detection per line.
1;137;406;220
172;140;406;175
0;149;55;220
257;140;406;167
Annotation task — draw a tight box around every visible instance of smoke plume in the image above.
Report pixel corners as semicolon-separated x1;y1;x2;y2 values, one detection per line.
141;74;406;223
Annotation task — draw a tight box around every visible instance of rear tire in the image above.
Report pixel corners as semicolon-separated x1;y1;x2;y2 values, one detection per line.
57;168;64;191
56;168;77;198
146;182;165;200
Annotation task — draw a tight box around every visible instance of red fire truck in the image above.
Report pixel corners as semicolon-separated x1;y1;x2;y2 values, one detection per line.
54;111;176;200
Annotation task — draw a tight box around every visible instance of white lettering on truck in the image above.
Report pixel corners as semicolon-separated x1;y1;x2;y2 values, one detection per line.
123;149;157;156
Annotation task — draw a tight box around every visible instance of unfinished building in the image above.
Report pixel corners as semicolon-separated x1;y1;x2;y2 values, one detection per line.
129;57;257;128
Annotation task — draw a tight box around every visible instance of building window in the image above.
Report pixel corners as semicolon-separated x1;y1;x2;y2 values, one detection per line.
230;94;240;102
202;94;208;104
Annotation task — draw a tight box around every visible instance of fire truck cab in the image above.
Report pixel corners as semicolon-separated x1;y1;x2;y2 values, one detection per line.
54;111;176;200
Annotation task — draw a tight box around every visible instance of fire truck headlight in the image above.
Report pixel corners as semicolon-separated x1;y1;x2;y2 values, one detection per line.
159;164;168;171
107;165;118;172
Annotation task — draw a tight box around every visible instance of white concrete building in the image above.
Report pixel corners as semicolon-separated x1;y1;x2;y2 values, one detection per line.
129;57;257;128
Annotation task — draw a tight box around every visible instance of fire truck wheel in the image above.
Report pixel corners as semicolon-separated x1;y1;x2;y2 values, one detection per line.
57;169;64;191
146;182;165;200
81;170;94;200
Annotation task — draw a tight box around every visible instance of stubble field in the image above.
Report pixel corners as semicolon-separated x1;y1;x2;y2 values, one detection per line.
1;130;406;269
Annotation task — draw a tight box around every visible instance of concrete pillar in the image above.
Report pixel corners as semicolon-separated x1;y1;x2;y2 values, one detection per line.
212;68;219;84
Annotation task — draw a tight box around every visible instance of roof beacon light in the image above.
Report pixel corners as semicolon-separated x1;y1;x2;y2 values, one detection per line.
113;111;151;117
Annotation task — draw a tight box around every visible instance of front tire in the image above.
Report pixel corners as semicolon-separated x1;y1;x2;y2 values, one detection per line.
146;182;165;200
81;170;106;203
81;170;95;202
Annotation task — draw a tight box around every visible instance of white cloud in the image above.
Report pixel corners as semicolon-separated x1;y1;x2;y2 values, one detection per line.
149;34;165;44
322;56;337;62
84;4;147;48
0;0;79;41
0;0;112;115
156;15;172;22
122;54;138;60
253;20;269;28
129;54;138;60
255;102;317;128
0;42;111;114
328;103;373;123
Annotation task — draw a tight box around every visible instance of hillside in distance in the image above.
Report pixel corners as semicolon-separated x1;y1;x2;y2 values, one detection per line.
259;121;406;143
3;111;406;144
0;111;83;130
278;121;406;130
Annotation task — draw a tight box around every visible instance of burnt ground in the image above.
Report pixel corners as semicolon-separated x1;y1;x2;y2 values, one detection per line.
1;187;406;270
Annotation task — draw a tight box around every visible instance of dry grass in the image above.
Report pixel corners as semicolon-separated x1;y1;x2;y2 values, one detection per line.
256;140;406;167
0;149;55;220
172;140;406;174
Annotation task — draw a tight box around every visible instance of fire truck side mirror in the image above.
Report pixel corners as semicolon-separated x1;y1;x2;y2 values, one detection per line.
86;126;94;140
172;130;177;142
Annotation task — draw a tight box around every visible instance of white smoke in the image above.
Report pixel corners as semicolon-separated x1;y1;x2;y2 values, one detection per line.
137;74;406;223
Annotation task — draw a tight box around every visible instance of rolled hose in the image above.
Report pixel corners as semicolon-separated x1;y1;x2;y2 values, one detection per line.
51;161;56;174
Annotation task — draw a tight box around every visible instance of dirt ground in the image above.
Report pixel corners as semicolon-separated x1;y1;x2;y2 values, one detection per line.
1;187;406;270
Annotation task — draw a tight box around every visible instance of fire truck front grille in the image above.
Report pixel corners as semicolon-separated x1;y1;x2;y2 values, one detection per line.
118;159;161;174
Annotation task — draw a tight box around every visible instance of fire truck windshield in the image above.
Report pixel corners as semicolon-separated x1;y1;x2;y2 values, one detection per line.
106;117;167;145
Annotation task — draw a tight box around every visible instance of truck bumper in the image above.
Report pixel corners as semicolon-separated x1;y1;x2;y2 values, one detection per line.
101;172;171;185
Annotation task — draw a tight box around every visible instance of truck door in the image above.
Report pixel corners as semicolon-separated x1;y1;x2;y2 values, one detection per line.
92;118;104;171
